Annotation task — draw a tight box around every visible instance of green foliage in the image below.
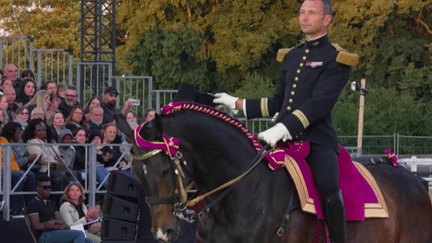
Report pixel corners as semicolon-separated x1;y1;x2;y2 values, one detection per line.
123;26;216;90
233;72;275;99
0;0;80;55
333;86;432;136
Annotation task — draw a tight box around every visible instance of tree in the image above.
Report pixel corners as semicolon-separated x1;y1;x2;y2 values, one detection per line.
0;0;80;54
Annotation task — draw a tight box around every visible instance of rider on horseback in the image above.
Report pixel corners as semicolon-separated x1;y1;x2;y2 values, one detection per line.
214;0;358;242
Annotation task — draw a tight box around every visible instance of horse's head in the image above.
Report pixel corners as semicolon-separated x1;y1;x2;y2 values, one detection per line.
115;114;184;242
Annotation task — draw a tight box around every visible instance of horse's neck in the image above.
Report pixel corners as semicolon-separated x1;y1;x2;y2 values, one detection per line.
163;113;257;188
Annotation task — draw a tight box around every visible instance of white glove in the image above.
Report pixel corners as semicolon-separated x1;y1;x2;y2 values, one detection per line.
258;123;292;147
213;93;239;114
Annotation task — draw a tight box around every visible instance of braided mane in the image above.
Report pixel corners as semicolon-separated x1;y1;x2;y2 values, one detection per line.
161;101;263;152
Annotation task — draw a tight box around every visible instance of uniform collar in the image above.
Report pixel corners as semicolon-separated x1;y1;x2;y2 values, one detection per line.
305;34;330;49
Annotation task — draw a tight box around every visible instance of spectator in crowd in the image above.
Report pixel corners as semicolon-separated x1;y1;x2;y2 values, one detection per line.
84;96;102;121
0;92;9;115
86;106;104;133
57;84;66;100
16;79;36;106
27;175;92;243
1;78;13;91
73;127;88;171
95;123;127;188
40;81;57;95
0;107;6;132
23;119;70;203
20;69;35;81
3;64;19;89
101;86;132;124
47;94;61;120
124;110;139;130
3;87;18;122
23;119;61;173
58;129;76;170
65;106;88;132
59;86;81;118
0;122;36;215
24;89;50;118
60;181;101;243
142;108;156;123
14;106;29;130
7;121;37;171
48;110;65;142
30;107;45;121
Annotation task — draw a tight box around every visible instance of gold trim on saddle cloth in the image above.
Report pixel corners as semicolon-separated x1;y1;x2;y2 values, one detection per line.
283;157;390;218
283;155;317;214
353;162;389;218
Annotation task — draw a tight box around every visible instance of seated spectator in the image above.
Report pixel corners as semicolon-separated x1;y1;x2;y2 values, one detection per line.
101;86;132;124
14;106;29;130
142;108;156;123
3;87;18;122
95;123;127;188
84;97;102;121
0;108;6;132
46;94;61;120
60;181;101;243
7;121;37;170
0;122;36;215
27;175;92;243
65;106;89;132
23;119;69;203
58;129;76;170
20;69;35;81
59;86;81;118
40;81;57;95
57;84;66;100
48;110;64;143
16;79;36;106
86;106;104;133
0;91;9;111
3;64;19;91
1;78;13;91
24;90;50;117
30;107;45;121
124;110;139;130
72;128;88;171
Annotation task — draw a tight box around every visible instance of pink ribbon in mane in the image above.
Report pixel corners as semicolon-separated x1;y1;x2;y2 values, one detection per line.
134;123;180;158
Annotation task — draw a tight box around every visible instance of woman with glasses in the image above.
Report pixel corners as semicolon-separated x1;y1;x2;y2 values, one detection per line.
60;181;101;243
65;106;89;132
14;106;29;130
22;119;69;203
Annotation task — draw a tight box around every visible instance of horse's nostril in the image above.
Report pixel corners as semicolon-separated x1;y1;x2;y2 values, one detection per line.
166;228;180;242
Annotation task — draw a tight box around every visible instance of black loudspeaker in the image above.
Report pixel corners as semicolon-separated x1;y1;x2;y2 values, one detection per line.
101;171;142;242
101;218;137;241
103;194;139;222
108;172;142;199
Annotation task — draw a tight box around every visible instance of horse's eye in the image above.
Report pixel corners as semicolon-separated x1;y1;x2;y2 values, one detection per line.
161;168;171;177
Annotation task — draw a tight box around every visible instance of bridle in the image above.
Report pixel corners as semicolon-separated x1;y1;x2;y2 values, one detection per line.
132;123;270;222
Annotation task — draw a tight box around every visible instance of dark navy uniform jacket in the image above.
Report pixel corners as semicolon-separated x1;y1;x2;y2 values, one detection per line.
246;35;356;152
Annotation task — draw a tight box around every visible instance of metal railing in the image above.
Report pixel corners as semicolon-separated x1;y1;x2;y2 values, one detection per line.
0;36;34;73
0;142;132;221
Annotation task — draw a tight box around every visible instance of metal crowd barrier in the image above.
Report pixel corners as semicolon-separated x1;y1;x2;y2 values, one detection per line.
0;142;132;221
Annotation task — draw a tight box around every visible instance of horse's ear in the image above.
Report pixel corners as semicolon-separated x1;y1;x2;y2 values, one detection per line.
114;114;134;143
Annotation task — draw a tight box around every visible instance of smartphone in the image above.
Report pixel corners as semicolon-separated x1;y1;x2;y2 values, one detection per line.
129;98;140;106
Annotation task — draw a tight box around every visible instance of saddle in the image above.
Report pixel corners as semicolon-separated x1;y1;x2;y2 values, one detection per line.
264;141;390;221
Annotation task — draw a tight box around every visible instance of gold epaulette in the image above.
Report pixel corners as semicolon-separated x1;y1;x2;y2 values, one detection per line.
332;43;359;67
276;48;292;63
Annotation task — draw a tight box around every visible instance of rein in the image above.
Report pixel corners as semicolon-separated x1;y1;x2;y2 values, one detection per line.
132;121;271;221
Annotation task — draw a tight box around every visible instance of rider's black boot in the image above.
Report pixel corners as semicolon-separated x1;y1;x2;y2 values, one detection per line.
324;190;346;243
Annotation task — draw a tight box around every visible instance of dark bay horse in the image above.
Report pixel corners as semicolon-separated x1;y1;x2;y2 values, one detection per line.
115;103;432;243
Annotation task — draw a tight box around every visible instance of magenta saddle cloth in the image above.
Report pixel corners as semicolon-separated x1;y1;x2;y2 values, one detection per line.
265;141;389;221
